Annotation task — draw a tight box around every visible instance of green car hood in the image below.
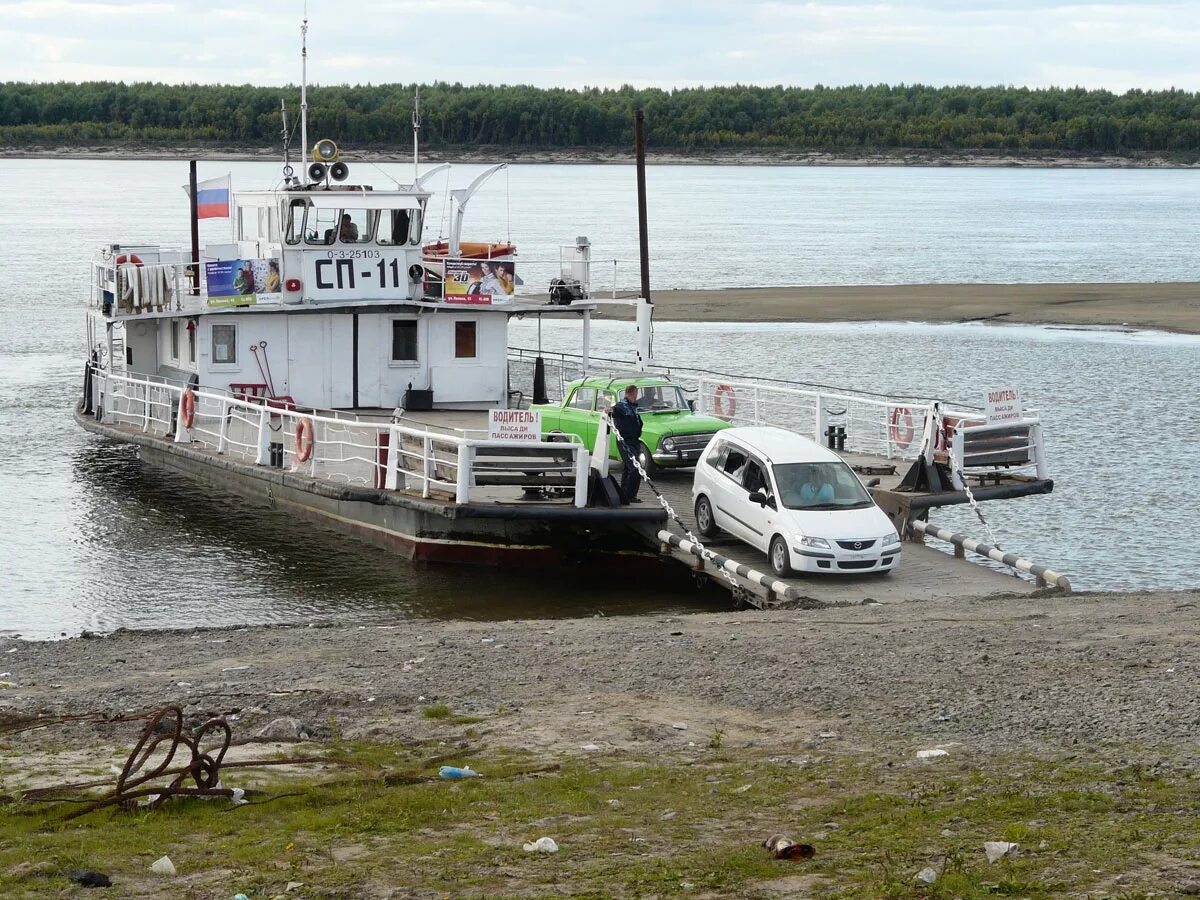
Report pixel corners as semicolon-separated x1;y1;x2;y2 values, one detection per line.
641;411;729;440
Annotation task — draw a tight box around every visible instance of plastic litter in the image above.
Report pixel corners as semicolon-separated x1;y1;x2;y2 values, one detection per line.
915;866;939;884
523;837;559;853
581;743;601;752
762;834;815;860
234;894;250;900
984;841;1019;863
150;856;176;876
438;765;480;779
230;788;247;805
916;748;949;759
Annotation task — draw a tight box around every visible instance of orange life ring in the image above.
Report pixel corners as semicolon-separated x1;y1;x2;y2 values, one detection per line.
180;388;196;429
713;384;737;420
115;253;144;267
889;406;915;448
295;417;315;463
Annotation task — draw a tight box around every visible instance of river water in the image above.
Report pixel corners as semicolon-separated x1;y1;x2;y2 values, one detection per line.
2;159;1198;638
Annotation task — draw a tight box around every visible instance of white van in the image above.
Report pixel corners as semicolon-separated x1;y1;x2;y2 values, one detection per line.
691;426;901;577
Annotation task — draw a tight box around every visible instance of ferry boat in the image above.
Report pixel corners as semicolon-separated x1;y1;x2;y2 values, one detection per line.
74;32;1063;604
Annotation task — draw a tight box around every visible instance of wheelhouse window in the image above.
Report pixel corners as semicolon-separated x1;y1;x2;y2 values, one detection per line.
568;387;596;410
454;321;477;359
339;209;372;244
237;206;261;242
305;207;340;245
285;200;307;245
169;320;180;360
211;323;237;366
391;319;418;364
377;208;424;246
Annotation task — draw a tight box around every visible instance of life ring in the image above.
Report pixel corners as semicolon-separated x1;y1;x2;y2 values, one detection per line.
295;417;315;463
180;388;196;429
115;253;144;267
713;384;737;420
889;406;915;448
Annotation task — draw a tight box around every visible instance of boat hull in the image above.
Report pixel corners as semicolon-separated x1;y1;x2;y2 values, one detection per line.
74;406;664;568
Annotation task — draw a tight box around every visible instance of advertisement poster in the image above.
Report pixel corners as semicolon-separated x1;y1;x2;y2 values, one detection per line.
488;409;542;442
444;259;516;304
206;258;282;307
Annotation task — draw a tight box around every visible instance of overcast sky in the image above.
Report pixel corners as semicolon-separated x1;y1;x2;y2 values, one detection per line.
2;0;1198;92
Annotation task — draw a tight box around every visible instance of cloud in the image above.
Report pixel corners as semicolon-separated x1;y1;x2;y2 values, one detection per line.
0;0;1197;91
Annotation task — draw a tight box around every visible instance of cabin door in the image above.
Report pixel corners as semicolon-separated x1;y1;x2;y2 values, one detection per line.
285;315;353;409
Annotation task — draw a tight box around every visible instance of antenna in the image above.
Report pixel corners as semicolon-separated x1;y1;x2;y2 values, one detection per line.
300;11;309;158
412;86;421;185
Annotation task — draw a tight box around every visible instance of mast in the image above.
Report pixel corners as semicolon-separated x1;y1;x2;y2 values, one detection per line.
412;86;421;185
300;13;309;156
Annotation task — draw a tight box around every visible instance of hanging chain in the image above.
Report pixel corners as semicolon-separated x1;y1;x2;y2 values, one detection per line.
606;415;740;589
950;444;1002;549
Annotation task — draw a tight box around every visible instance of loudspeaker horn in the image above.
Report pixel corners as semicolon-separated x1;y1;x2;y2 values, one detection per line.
329;161;350;182
307;161;327;182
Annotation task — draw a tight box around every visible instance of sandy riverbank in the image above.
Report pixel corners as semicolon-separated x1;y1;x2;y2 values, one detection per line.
598;282;1200;334
7;144;1200;168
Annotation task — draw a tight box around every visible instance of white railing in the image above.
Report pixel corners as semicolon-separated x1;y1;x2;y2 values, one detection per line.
93;368;590;507
91;247;200;317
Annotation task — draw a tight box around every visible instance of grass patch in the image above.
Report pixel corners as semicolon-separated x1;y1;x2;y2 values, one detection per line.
0;744;1198;897
421;703;452;719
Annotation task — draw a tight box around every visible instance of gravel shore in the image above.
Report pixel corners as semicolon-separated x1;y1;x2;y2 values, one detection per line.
5;589;1197;762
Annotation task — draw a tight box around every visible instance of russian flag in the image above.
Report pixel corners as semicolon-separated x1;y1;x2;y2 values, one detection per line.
193;175;231;219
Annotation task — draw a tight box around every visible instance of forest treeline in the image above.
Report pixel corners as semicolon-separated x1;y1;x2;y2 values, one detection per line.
3;81;1200;156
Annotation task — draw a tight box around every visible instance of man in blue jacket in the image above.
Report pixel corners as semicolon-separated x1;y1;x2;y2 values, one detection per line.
610;384;644;503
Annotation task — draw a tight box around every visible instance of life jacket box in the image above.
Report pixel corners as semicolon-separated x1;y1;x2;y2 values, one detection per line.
404;388;433;411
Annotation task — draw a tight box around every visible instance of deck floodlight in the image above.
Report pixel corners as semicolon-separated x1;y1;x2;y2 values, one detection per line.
312;138;340;163
307;161;327;182
329;161;350;182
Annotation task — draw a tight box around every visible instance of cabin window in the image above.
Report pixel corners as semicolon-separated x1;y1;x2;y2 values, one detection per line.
238;207;261;242
305;207;340;245
338;209;372;244
391;320;418;364
187;324;196;364
378;208;424;246
568;387;596;411
211;323;238;366
285;200;307;245
169;320;180;360
454;321;477;359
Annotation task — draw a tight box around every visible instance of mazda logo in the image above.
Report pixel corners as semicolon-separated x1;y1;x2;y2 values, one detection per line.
853;541;862;549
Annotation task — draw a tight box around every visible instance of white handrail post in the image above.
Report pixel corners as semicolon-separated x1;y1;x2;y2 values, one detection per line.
455;443;472;504
814;392;825;445
385;425;400;490
217;398;230;454
1029;419;1047;479
753;385;760;425
141;382;150;432
574;446;590;508
255;406;270;465
422;435;433;497
174;389;190;443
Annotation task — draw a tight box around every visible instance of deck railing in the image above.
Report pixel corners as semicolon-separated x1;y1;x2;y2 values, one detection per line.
93;368;590;507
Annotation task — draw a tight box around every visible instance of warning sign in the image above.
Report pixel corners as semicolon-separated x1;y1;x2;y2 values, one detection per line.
984;387;1023;424
487;409;542;442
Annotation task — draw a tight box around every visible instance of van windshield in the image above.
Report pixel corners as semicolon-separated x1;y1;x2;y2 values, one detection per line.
773;462;873;510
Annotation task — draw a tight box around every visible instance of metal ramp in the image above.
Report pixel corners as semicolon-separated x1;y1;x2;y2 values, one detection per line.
644;470;1040;609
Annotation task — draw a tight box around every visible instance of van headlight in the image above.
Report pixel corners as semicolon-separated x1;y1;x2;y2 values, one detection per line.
661;437;676;451
799;536;830;549
882;532;901;548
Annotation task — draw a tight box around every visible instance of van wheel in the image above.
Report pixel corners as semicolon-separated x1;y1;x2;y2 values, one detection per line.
769;535;793;577
694;494;718;538
636;442;658;477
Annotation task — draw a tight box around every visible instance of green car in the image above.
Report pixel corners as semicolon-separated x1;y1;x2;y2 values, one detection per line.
533;375;731;474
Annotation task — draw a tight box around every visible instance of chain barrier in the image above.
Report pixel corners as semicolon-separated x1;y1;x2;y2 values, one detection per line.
950;445;1002;550
605;414;741;592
